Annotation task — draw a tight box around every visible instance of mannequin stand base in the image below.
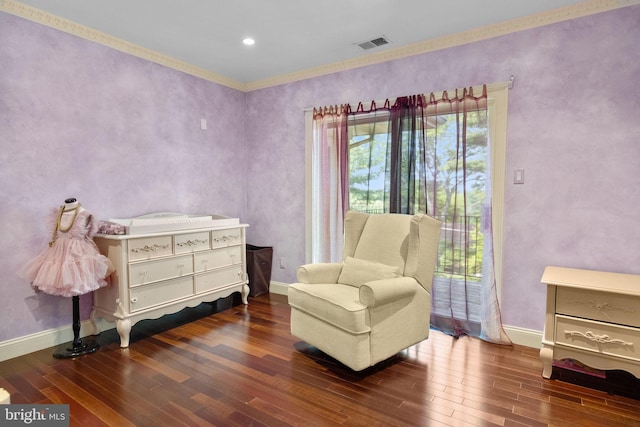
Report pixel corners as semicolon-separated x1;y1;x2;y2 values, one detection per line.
53;336;99;359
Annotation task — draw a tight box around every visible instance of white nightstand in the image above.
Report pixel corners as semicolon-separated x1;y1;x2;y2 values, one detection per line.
540;266;640;379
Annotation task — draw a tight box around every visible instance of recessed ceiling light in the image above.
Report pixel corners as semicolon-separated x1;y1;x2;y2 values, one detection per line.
242;38;255;46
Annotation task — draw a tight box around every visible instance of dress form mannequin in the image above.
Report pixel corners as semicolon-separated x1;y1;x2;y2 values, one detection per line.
21;197;113;359
54;198;99;358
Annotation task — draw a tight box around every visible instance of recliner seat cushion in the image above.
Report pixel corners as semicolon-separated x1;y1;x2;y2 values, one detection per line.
288;283;370;334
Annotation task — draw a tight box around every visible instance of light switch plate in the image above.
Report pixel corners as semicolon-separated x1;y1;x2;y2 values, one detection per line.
514;169;525;184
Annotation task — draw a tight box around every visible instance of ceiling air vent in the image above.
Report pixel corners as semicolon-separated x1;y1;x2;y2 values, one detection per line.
357;36;390;50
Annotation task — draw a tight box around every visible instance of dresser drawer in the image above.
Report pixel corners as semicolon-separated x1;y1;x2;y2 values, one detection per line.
129;254;194;286
555;315;639;361
174;231;210;254
194;266;244;294
130;277;194;312
557;287;640;328
194;246;242;273
211;228;242;248
128;236;173;261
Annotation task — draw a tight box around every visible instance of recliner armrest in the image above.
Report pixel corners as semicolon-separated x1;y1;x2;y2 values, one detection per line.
296;263;342;284
359;277;418;307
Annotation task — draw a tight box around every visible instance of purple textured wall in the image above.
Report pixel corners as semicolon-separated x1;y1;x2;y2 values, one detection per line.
245;5;640;331
1;6;639;344
1;12;247;341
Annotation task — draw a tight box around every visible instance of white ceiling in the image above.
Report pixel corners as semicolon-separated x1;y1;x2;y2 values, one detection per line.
13;0;588;85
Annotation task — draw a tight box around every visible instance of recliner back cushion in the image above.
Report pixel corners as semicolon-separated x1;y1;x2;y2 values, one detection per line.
352;214;410;271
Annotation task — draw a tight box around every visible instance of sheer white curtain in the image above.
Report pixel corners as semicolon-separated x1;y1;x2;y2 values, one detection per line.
309;106;349;263
423;87;511;344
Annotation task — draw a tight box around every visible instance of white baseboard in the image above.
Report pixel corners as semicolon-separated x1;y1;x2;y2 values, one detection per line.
0;282;540;362
269;281;289;296
0;320;97;363
503;325;542;349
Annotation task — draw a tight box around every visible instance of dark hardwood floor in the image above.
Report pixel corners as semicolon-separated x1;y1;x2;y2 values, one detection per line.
1;293;639;427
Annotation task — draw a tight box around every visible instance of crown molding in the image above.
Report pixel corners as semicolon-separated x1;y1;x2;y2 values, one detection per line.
0;0;246;91
2;0;639;93
245;0;640;91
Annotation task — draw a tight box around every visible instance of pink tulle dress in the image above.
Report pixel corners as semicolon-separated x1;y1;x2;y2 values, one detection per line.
22;208;114;297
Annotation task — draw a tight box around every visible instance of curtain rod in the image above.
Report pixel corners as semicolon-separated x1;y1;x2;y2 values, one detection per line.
302;76;514;112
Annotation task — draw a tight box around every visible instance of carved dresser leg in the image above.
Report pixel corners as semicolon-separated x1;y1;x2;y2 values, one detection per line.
540;345;554;379
116;318;132;348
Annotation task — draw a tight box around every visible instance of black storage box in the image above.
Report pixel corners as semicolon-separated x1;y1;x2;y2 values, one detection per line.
246;244;273;297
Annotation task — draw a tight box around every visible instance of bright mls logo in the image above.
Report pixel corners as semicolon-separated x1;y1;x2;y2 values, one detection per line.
2;405;69;426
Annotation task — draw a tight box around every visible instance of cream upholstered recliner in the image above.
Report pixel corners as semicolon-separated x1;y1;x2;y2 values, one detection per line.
288;211;442;371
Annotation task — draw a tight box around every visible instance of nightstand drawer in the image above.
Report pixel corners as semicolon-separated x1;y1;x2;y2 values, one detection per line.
557;287;640;328
555;315;639;361
128;236;173;261
193;246;242;273
129;255;194;286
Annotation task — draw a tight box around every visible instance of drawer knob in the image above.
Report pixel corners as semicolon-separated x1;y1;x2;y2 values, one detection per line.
131;297;138;304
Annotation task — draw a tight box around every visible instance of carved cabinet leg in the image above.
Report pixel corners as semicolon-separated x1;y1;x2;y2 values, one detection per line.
116;318;132;348
540;345;553;379
242;282;250;304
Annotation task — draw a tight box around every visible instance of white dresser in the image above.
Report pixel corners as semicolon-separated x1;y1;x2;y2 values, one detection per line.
540;266;640;379
91;224;249;347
